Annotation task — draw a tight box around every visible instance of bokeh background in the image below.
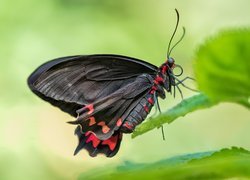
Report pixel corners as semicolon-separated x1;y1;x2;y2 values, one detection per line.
1;0;250;179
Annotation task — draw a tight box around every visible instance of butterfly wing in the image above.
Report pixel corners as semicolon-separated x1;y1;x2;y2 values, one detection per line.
69;74;154;139
28;54;157;157
28;54;157;117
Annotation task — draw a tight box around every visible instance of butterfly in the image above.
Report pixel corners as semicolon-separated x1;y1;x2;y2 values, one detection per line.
27;9;193;157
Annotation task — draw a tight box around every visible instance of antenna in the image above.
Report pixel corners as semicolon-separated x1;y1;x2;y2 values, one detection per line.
167;9;180;58
168;27;185;56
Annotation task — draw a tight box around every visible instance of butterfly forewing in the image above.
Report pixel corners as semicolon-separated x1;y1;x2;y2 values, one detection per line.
28;54;157;116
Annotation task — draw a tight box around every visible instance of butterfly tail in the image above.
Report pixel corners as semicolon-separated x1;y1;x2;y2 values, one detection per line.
74;126;123;157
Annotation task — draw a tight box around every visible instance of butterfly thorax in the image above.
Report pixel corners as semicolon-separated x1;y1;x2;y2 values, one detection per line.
158;58;176;93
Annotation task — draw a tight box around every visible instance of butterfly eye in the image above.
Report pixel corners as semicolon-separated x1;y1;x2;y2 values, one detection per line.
168;57;175;66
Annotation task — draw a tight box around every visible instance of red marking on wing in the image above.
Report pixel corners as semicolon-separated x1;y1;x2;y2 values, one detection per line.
86;132;101;148
98;121;110;134
85;131;91;136
98;121;105;126
102;126;110;134
144;105;149;113
88;117;96;126
86;104;94;115
101;134;118;151
147;97;154;105
116;118;122;127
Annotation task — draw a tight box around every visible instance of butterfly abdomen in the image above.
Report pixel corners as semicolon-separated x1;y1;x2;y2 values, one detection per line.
121;93;155;133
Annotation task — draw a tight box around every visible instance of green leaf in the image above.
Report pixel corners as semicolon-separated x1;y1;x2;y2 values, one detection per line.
132;93;214;138
79;147;250;180
194;29;250;108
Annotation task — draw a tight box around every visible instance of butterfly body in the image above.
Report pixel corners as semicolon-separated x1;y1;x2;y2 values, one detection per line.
121;92;155;133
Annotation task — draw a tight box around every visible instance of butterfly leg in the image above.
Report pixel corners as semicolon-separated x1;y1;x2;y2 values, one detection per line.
153;93;166;140
175;76;196;84
170;74;198;92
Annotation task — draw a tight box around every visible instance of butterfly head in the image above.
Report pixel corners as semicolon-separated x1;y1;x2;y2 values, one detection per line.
158;56;183;94
166;57;175;68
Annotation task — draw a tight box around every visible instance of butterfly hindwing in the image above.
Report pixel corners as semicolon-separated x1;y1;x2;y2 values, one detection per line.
72;74;154;157
70;74;154;140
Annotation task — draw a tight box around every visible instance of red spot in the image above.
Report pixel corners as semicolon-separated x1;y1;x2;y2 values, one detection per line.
150;86;157;94
123;122;133;130
144;105;149;113
161;65;168;73
85;131;91;136
88;117;96;126
154;75;164;84
98;121;110;134
102;134;118;151
153;80;159;85
86;133;101;148
147;97;154;105
98;121;105;126
102;126;110;134
85;104;94;115
116;118;122;127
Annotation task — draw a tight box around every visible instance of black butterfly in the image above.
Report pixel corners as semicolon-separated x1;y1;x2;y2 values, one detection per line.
27;9;193;157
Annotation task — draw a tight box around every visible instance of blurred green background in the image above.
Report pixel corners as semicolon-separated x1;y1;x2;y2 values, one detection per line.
0;0;250;179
